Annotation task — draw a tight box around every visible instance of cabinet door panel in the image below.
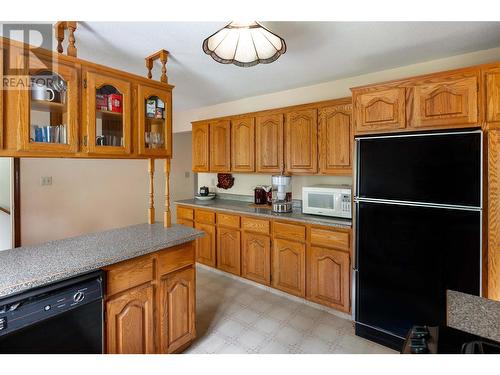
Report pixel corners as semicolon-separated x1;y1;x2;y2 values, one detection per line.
285;109;318;173
272;238;305;297
354;88;405;133
488;130;500;301
192;122;210;172
241;232;271;285
307;246;350;312
319;104;352;174
194;222;216;267
486;70;500;123
160;267;195;353
410;75;478;128
255;114;284;173
106;284;154;354
217;227;241;275
231;117;255;172
210;120;231;172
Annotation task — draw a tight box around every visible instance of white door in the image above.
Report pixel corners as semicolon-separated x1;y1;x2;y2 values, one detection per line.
0;158;14;251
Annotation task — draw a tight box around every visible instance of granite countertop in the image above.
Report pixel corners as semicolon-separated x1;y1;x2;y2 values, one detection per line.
0;223;204;299
175;198;352;229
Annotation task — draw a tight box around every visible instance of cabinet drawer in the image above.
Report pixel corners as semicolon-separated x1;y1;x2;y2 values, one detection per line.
273;221;306;242
217;213;240;228
242;216;270;234
195;209;215;224
177;206;194;221
158;242;195;275
105;255;154;296
310;227;350;250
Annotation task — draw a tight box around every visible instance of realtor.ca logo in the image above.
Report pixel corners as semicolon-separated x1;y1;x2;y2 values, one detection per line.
2;23;64;94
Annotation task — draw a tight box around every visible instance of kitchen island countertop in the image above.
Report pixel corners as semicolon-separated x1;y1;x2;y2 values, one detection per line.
0;223;204;299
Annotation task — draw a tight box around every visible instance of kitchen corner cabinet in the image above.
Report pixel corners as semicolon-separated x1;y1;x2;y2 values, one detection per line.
191;122;210;172
18;54;79;153
137;83;172;157
255;113;284;173
408;74;479;129
231;117;255;172
209;119;231;172
285;109;318;174
84;71;131;155
353;87;406;133
318;104;352;175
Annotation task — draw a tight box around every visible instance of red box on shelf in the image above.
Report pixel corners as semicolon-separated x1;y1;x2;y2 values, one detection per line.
96;94;108;111
108;94;122;113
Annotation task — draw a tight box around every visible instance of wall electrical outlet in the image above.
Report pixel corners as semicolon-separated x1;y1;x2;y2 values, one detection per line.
40;176;52;186
184;171;190;178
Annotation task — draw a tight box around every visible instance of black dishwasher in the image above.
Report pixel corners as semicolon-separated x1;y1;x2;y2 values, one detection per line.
0;271;104;354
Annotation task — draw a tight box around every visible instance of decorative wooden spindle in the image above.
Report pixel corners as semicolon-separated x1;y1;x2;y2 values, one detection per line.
164;159;172;228
66;22;77;57
145;49;170;83
148;159;155;224
54;22;65;54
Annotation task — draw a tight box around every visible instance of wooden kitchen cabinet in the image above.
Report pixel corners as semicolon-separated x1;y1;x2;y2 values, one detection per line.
194;222;216;267
408;74;479;129
285;109;318;173
241;231;271;285
137;83;172;157
318;103;353;175
486;68;500;123
488;130;500;301
210;119;231;172
255;113;284;173
231;117;255;172
191;122;210;172
217;226;241;275
84;70;131;155
159;266;196;353
106;284;155;354
353;87;406;133
307;246;350;312
272;238;306;297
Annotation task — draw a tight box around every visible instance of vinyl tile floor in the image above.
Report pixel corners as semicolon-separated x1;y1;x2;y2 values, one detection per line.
185;266;396;354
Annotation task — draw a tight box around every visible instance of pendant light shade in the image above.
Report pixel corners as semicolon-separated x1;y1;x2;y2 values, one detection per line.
202;22;286;67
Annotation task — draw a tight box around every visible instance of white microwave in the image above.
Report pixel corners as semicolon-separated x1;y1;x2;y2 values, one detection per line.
302;185;352;219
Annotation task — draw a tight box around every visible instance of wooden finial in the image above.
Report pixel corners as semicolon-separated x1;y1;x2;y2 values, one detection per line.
66;21;77;57
146;59;153;80
164;159;171;228
54;22;65;54
148;159;155;224
145;49;170;83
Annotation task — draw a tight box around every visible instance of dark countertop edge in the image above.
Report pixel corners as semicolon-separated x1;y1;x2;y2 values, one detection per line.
175;199;352;229
0;226;204;300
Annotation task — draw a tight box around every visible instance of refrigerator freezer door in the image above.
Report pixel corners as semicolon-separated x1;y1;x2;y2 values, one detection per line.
355;201;481;339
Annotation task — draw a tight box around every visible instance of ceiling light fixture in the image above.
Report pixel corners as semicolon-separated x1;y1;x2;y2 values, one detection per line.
202;21;286;67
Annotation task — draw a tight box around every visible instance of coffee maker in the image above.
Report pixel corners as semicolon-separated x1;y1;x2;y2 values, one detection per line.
271;175;292;213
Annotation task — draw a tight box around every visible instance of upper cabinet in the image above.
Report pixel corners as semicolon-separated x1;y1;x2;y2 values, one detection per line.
285;108;318;174
209;119;231;172
255;113;284;173
353;87;406;134
137;83;172;157
18;54;79;153
231;117;255;172
318;103;352;175
408;74;478;129
84;71;131;155
191;122;210;172
486;68;500;123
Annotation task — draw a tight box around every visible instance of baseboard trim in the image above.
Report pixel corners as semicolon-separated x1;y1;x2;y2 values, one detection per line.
196;263;352;321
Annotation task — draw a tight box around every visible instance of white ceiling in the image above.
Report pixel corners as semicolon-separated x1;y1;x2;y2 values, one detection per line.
31;22;500;110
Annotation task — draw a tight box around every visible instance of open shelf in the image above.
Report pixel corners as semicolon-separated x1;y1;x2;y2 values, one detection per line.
97;109;123;118
31;99;66;112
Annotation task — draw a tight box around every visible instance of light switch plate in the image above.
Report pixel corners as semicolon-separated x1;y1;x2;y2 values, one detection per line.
40;176;52;186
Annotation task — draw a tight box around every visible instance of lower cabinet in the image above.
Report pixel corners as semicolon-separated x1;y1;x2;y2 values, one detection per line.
104;242;196;354
217;226;241;275
160;267;196;353
306;246;350;312
194;222;216;267
272;238;306;297
106;284;155;354
241;231;271;285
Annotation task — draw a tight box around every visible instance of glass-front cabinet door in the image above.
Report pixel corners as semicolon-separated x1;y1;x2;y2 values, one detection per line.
85;71;131;155
18;55;79;153
137;83;172;157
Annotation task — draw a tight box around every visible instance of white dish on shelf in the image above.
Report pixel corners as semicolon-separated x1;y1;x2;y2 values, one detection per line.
195;193;216;201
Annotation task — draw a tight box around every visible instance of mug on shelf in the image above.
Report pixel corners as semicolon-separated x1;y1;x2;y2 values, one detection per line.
32;85;55;102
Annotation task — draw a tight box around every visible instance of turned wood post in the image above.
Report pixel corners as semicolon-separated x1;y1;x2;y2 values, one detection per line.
54;22;65;54
148;159;155;224
164;159;172;227
66;22;77;57
145;49;170;83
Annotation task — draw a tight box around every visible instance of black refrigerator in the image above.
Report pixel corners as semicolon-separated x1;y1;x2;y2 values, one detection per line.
354;130;482;350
